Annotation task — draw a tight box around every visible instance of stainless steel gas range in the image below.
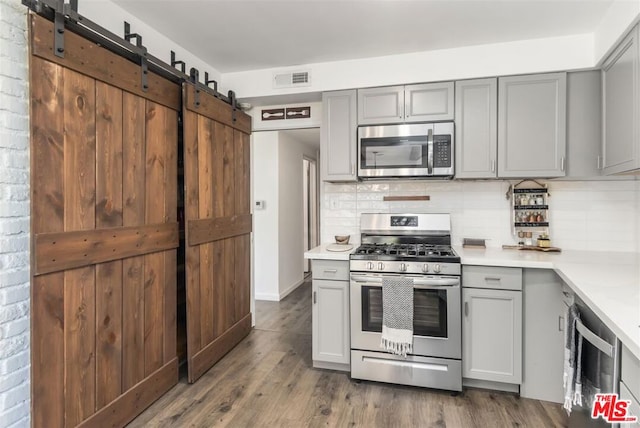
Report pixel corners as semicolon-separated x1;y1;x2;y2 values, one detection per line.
350;213;462;391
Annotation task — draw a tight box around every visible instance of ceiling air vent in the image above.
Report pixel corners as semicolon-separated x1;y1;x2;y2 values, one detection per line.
273;70;311;89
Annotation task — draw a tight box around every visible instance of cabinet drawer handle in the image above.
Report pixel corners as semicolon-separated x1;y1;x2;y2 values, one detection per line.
464;302;469;317
484;276;501;282
313;291;317;304
324;269;338;273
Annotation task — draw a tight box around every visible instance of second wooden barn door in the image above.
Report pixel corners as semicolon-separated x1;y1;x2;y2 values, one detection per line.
182;82;253;382
30;14;179;427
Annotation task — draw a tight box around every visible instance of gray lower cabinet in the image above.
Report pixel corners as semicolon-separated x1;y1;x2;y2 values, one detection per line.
602;24;640;175
311;259;350;371
462;266;523;385
498;72;567;178
620;344;640;427
321;90;357;182
455;78;498;178
520;269;565;403
357;82;454;125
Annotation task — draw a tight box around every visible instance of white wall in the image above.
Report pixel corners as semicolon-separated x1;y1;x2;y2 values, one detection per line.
321;179;640;253
277;132;318;298
223;34;594;99
0;0;30;427
252;132;279;301
594;0;640;64
80;0;222;83
252;130;318;301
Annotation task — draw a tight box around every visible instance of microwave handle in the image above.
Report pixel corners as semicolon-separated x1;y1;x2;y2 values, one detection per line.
427;128;434;175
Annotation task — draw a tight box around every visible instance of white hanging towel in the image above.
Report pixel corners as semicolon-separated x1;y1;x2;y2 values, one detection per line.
380;276;414;357
563;303;582;414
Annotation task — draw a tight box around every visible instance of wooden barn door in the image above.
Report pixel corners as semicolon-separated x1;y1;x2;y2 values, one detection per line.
29;15;179;427
182;82;252;382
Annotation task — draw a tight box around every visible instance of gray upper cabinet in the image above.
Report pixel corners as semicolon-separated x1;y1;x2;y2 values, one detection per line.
455;78;498;178
405;82;455;122
358;82;454;125
602;24;640;175
498;72;567;178
357;86;404;124
321;90;358;182
563;70;603;178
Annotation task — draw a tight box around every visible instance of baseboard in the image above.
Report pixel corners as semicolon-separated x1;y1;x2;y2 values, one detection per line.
278;278;304;300
255;278;305;302
254;292;280;301
463;377;520;394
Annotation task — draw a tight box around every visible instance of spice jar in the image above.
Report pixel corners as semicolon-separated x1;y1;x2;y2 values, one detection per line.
536;212;544;222
536;195;544;205
524;232;533;246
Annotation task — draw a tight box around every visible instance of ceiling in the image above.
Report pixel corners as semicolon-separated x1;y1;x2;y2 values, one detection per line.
112;0;614;74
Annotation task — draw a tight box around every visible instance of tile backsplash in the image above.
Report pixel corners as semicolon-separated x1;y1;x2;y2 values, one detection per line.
321;179;640;253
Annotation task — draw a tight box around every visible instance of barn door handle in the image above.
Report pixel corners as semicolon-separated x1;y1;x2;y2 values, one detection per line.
464;302;469;317
313;291;317;304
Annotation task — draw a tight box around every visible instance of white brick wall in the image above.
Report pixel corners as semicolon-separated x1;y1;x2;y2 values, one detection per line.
0;0;30;427
322;179;640;252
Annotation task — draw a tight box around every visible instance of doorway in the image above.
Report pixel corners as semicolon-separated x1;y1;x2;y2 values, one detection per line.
303;157;319;273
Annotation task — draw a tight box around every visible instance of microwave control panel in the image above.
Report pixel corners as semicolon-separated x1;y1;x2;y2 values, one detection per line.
433;136;452;168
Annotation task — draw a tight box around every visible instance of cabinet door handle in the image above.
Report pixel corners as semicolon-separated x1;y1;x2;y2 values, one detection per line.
491;159;496;173
313;291;317;304
596;155;602;170
561;156;566;172
464;301;469;317
351;163;355;176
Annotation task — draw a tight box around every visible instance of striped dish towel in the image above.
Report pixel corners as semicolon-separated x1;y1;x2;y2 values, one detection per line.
380;276;414;357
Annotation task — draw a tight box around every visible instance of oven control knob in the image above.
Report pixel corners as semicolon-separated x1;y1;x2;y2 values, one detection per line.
400;263;407;272
422;264;429;273
377;262;385;271
433;264;441;273
366;262;374;270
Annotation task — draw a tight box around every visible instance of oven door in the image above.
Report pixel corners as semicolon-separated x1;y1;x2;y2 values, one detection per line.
350;273;461;359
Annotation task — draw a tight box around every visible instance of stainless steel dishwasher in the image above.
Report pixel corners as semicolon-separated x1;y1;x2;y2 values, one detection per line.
567;293;621;428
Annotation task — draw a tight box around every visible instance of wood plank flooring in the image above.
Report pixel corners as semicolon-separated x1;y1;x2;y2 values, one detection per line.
128;278;568;427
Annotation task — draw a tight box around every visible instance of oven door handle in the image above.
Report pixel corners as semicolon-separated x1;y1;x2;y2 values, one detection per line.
350;275;459;288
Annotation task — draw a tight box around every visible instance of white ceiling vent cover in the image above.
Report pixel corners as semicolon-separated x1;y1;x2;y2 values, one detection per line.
273;70;311;89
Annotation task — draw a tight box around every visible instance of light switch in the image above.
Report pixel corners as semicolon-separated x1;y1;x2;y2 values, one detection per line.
255;200;266;210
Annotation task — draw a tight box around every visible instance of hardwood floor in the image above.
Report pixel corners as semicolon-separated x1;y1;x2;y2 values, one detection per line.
128;278;568;427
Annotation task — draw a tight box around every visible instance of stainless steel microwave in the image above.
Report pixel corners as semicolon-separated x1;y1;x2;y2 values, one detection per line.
357;122;454;179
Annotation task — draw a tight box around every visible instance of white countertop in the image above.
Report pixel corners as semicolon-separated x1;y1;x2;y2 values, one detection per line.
304;243;356;261
306;243;640;359
455;246;640;360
